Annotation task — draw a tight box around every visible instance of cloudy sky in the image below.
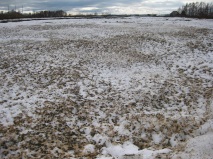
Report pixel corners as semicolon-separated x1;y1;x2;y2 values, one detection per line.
0;0;212;14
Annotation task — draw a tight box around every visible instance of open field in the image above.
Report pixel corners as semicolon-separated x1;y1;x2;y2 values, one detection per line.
0;17;213;158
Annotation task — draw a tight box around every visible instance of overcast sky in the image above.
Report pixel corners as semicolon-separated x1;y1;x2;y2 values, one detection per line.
0;0;212;14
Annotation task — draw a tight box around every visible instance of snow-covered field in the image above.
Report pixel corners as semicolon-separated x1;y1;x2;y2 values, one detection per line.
0;17;213;158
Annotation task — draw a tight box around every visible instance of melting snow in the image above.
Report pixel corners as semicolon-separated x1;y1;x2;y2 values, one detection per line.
0;17;212;158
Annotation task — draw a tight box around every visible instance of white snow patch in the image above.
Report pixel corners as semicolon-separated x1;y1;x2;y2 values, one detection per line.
102;142;140;158
152;132;164;144
102;142;171;159
83;144;95;154
172;132;213;159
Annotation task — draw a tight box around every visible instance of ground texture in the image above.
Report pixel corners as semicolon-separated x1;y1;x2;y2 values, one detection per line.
0;17;213;158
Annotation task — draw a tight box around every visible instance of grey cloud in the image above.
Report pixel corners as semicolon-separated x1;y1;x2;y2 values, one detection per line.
33;0;144;11
0;0;184;13
142;1;183;8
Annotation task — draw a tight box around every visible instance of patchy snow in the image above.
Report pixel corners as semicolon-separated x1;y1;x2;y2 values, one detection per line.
0;17;213;158
172;132;213;159
83;144;95;154
101;142;171;159
102;142;140;158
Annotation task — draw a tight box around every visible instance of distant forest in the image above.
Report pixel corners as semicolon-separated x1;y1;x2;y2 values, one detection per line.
172;2;213;18
0;10;67;20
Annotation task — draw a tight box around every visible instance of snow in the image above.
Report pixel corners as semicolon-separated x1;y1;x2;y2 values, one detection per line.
102;142;171;159
172;132;213;159
152;132;164;145
0;17;213;158
83;144;95;154
102;142;140;158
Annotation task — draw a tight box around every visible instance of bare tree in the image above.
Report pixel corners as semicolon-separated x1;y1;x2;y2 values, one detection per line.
177;1;213;18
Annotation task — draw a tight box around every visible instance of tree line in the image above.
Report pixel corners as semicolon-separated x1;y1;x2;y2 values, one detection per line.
176;2;213;18
0;10;67;20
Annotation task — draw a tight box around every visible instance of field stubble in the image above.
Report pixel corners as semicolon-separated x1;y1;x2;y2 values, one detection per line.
0;18;213;158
